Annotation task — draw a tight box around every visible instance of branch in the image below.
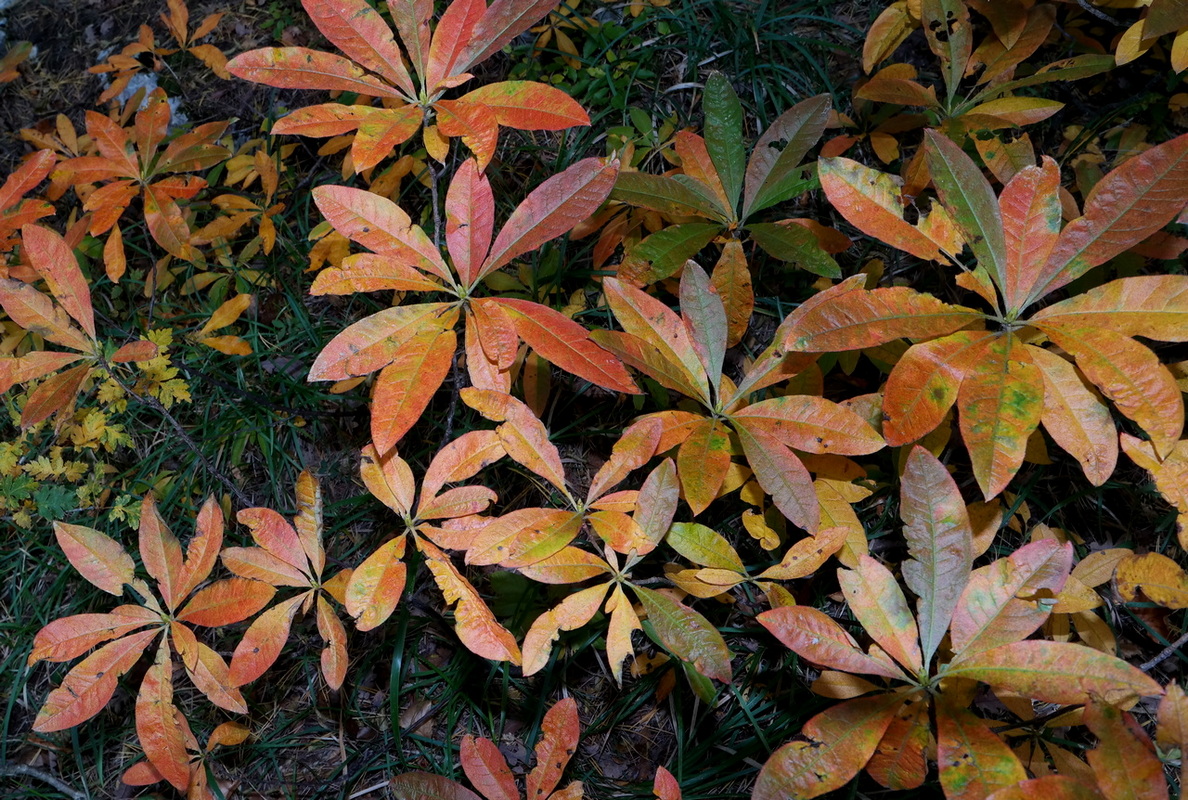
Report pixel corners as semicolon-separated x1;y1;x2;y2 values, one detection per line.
0;763;87;800
1140;628;1188;673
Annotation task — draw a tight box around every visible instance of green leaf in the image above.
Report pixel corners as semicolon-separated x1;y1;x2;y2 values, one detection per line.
921;0;972;104
611;171;729;219
34;484;76;521
623;223;722;282
703;72;746;214
744;94;831;218
901;446;973;666
633;585;732;682
969;55;1115;105
924;131;1007;298
667;523;744;571
747;222;840;278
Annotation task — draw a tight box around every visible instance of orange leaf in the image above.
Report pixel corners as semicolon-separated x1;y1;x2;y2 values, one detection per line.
29;606;159;665
420;538;521;664
732;423;818;531
461;735;518;800
480;157;618;277
818;157;945;262
54;521;135;596
957;333;1044;499
20;363;90;427
758;605;906;680
783;283;981;353
293;471;325;578
467;508;582;567
1043;325;1183;457
601;277;710;403
950;539;1072;655
424;0;484;89
371;326;457;453
142;184;200;261
0;276;92;351
176;577;276;627
883;328;993;442
421;429;506;500
309;302;458;380
0;351;83;394
710;240;753;347
316;594;348;690
936;701;1027;800
730;394;884;455
757;526;848;580
345;535;408;631
752;693;903;800
947;641;1164;705
1030;346;1117;486
33;628;159;732
227;47;407;98
1084;700;1166;800
868;697;929;790
526;697;581;799
676;419;732;516
985;777;1107;800
176;496;224;600
445;158;494;286
174;629;246;713
21;224;94;339
999;157;1061;313
457;81;590;131
1030;275;1188;343
500;299;640;394
653;766;681;800
311;184;452;283
220;546;310;587
461;388;570;498
389;772;482;800
522;583;608;675
136;642;190;791
839;555;923;674
228;593;305;686
236;506;309;576
1028;131;1188;306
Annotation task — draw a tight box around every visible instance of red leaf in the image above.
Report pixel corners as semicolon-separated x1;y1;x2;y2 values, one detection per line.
456;81;590;130
227;47;406;98
300;0;415;95
21;224;94;339
480;157;618;277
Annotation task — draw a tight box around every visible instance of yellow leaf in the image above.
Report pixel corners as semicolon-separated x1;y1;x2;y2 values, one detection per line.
1115;19;1153;65
198;294;253;336
200;335;252;356
1115;552;1188;609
